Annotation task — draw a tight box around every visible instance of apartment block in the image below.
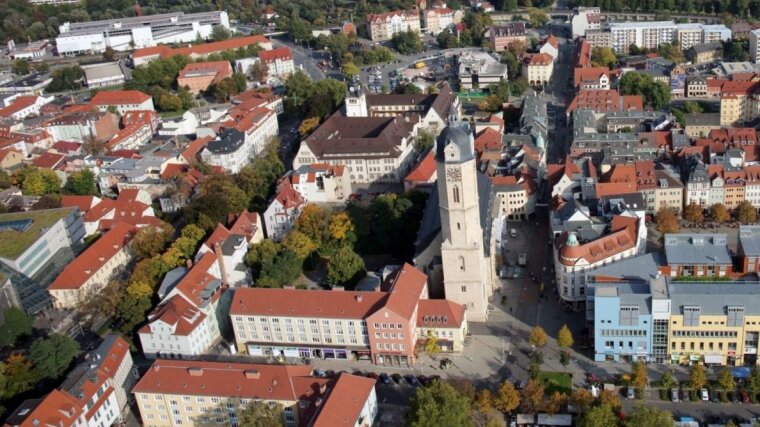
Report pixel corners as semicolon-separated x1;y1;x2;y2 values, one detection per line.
5;335;137;426
365;10;421;42
609;21;676;53
752;29;760;63
258;47;295;80
200;107;279;174
48;222;136;310
133;360;378;427
571;7;601;38
490;23;528;52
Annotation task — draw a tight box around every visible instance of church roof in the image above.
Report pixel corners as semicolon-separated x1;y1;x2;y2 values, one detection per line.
435;122;475;163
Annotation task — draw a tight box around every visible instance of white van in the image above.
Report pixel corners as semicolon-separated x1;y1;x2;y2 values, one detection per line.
510;229;517;238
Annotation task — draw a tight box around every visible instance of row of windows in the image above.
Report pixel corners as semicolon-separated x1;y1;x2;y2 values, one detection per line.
672;341;737;351
672;330;739;338
599;329;647;337
376;342;406;351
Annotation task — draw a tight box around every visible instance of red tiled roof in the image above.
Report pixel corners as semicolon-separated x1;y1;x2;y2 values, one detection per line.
91;90;151;106
232;287;387;319
9;390;81;427
526;53;553;66
133;360;318;401
607;164;635;183
381;263;428;319
131;45;172;58
311;374;377;427
416;299;466;328
51;140;82;154
227;210;261;240
576;39;591;68
178;61;232;82
258;47;292;63
174;251;220;306
405;150;436;183
545;35;559;49
61;195;99;212
567;90;642;114
49;222;136;290
0;149;21;163
474;127;504;155
273;185;305;210
595;182;638;197
0;96;38;118
140;294;207;336
558;214;638;266
31;152;65;170
181;136;213;163
574;67;609;87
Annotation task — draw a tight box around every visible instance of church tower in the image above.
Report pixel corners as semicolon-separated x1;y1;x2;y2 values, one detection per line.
436;122;490;322
344;78;368;117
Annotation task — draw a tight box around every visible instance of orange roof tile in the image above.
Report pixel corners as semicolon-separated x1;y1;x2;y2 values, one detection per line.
49;222;136;290
405;150;436;183
91;90;151;106
259;47;293;63
416;299;466;328
311;374;377;427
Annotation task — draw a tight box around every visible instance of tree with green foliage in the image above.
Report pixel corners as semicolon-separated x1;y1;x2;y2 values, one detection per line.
66;169;98;195
577;404;618;427
528;8;549;27
436;30;460;49
749;366;760;394
656;207;679;235
341;62;360;78
0;308;33;347
407;380;474;427
473;388;493;414
736;201;758;224
619;72;671;110
12;59;30;76
16;167;61;196
32;195;62;211
238;400;284;427
257;250;303;287
718;366;735;390
503;0;519;11
157;93;183;112
397;83;423;94
624;404;673;427
29;334;81;380
1;354;37;398
660;370;677;389
657;42;685;63
415;129;435;153
326;245;365;289
591;47;616;68
103;46;116;61
391;30;424;54
500;51;520;79
47;66;85;92
211;25;231;41
185;173;250;231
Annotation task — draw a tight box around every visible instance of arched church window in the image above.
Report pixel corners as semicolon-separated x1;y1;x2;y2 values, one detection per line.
459;256;465;271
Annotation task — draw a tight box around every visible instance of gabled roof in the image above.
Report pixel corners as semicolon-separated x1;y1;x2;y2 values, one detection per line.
49;222;136;290
173;251;220;307
272;185;305;210
0;96;39;118
416;299;466;328
132;35;272;59
311;374;377;427
405;150;436;183
31;152;66;170
258;47;292;63
574;67;609;86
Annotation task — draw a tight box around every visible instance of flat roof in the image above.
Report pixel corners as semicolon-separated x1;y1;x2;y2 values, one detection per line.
0;208;76;260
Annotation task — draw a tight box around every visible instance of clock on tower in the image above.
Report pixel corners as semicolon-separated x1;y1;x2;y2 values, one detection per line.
445;167;461;182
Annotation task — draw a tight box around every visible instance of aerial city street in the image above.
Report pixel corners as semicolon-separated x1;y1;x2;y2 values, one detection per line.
2;0;760;426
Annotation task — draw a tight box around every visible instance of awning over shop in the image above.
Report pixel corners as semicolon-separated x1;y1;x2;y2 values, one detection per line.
704;355;723;364
732;367;751;378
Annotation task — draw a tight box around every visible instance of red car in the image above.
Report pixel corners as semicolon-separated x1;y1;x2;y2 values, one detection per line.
741;390;750;403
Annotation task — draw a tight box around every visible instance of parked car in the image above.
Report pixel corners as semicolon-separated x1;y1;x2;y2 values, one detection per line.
728;391;738;402
626;387;635;399
313;369;325;377
671;388;679;402
325;370;335;377
681;389;689;402
391;373;403;384
700;388;709;401
404;375;419;386
366;372;379;380
741;390;750;403
417;375;430;387
510;228;517;238
378;373;391;385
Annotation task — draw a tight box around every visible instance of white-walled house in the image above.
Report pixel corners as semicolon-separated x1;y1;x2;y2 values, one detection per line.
282;164;351;203
264;185;306;241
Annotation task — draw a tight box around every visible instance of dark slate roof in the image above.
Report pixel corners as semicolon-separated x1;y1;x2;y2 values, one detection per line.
206;128;245;154
668;282;760;315
435;122;474;163
739;226;760;257
590;252;665;282
664;233;732;265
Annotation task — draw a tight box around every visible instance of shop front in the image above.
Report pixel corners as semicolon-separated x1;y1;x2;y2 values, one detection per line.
247;344;352;360
375;353;411;367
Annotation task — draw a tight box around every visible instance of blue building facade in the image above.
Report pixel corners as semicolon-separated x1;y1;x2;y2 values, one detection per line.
592;282;654;362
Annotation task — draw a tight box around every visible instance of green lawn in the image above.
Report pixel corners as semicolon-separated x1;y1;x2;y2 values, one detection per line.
538;371;572;395
0;208;73;259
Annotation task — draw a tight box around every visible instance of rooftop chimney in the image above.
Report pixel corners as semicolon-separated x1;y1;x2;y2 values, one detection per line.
355;294;363;303
188;367;203;376
244;370;260;379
